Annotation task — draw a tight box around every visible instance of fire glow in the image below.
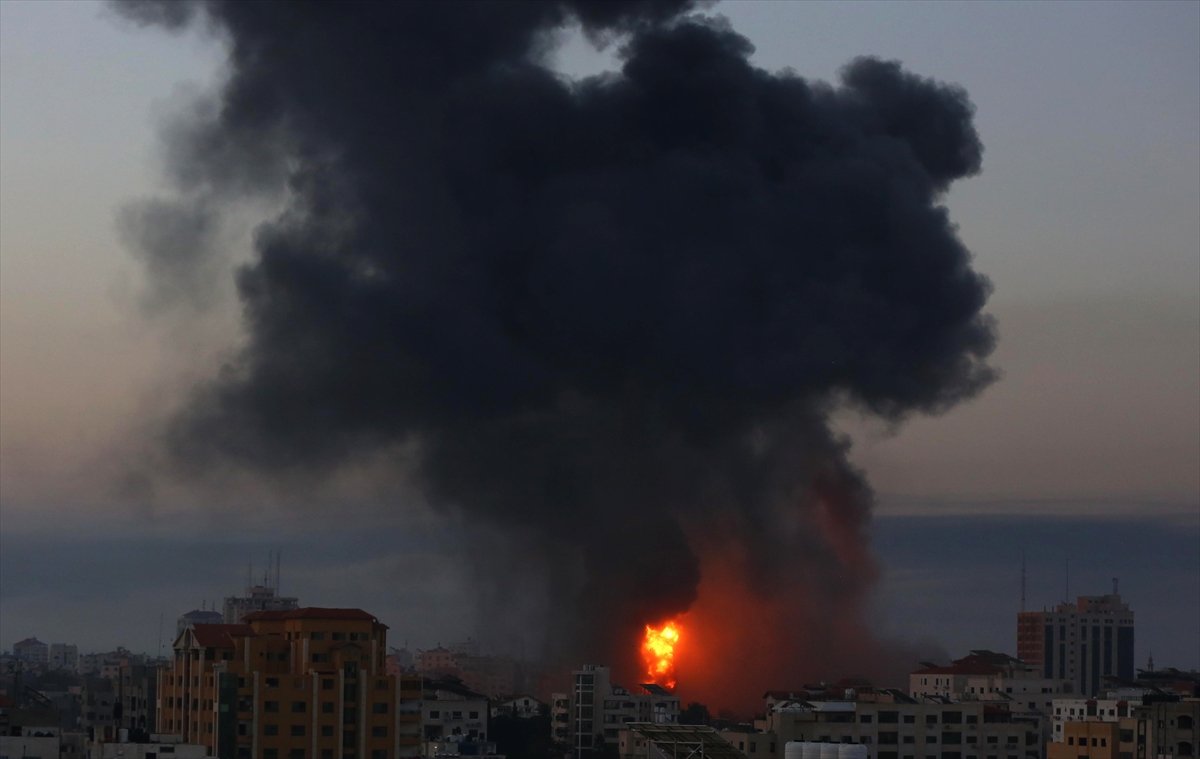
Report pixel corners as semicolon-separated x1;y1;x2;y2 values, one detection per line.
641;620;682;690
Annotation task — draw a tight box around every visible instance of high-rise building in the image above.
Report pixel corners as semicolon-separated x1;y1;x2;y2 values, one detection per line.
13;637;48;665
1017;594;1134;697
158;607;422;759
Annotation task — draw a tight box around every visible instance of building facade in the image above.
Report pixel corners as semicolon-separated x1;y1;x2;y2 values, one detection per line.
568;665;680;757
49;643;79;671
157;607;420;759
1017;595;1134;697
13;637;49;665
762;687;1045;759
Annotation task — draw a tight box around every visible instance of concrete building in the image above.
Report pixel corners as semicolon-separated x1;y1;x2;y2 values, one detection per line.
1048;721;1120;759
760;685;1045;759
421;678;489;746
49;643;79;672
90;739;214;758
177;608;225;637
492;694;545;719
1018;594;1134;697
157;607;419;759
912;651;1073;710
1132;699;1198;759
552;692;570;746
413;646;519;698
1050;699;1134;743
568;665;680;757
222;584;299;624
13;637;49;666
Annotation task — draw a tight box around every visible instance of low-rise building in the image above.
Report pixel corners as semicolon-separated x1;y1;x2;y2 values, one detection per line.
761;685;1044;759
492;694;545;719
1048;721;1119;759
422;678;489;746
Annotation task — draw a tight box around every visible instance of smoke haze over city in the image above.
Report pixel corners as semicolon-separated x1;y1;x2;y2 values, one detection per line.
0;0;1197;720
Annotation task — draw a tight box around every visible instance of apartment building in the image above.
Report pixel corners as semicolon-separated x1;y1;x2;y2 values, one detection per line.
1049;699;1133;743
13;637;49;666
1017;595;1134;697
1048;721;1120;759
569;665;680;757
157;607;421;759
762;686;1045;759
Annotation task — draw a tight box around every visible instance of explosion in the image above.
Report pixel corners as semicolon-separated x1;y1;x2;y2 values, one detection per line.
642;619;682;690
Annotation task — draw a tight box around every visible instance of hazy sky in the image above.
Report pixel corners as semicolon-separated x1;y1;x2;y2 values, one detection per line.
1;1;1197;671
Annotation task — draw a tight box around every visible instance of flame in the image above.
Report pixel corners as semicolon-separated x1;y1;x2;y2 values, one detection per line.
642;619;682;690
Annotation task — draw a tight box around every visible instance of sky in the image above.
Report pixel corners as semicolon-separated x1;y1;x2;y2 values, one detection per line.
1;1;1197;673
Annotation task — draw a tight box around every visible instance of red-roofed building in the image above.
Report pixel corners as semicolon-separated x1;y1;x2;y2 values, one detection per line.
158;608;421;758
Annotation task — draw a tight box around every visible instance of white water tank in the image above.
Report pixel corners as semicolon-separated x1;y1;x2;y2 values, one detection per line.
839;744;869;759
785;742;806;759
820;742;841;759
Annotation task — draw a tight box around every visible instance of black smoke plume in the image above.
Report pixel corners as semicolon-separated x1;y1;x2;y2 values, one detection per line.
118;0;996;702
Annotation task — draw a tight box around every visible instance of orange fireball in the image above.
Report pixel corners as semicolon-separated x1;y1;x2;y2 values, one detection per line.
641;619;682;690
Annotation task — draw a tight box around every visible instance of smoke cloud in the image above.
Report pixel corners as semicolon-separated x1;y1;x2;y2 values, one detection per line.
117;0;996;707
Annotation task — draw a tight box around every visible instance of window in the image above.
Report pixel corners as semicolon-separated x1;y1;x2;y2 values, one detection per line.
263;751;278;759
322;702;334;714
429;710;440;719
322;726;334;737
452;711;463;720
289;724;305;737
288;751;305;759
265;701;280;713
312;632;325;640
292;701;306;713
322;679;334;690
372;726;387;737
905;716;916;724
862;715;874;724
264;724;279;736
376;680;388;691
372;703;388;714
469;711;479;719
333;633;346;641
266;677;280;688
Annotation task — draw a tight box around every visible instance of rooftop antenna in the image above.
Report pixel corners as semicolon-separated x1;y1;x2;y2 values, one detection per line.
1020;549;1027;613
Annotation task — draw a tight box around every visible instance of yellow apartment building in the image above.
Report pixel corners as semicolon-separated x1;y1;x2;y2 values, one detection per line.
158;607;422;759
1049;721;1120;759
